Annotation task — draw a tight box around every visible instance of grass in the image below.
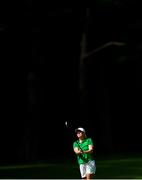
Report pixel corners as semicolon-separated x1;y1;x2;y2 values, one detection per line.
0;153;142;179
96;156;142;179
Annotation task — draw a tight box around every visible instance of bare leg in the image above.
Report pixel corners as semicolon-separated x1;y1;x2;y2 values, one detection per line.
86;173;95;180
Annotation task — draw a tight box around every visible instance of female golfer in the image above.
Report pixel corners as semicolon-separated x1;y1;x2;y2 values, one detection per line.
73;127;96;179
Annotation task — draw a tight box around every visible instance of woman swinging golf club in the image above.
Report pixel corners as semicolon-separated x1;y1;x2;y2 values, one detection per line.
73;127;96;179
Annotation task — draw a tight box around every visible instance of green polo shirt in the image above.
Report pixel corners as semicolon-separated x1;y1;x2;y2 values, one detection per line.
73;138;94;164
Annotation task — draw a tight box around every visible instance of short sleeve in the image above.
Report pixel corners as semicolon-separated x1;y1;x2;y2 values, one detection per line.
87;138;94;146
73;141;79;149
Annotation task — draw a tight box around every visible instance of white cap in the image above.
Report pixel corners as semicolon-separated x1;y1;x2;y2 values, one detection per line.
75;127;86;133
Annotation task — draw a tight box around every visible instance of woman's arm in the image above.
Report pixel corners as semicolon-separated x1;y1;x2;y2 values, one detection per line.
82;145;94;154
74;147;82;155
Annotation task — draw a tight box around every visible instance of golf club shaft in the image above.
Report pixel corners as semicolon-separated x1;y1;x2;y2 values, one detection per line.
65;121;83;152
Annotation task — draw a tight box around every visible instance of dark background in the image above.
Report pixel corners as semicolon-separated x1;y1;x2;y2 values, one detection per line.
0;1;142;164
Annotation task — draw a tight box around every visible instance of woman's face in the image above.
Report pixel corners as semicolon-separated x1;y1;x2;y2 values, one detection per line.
76;131;85;139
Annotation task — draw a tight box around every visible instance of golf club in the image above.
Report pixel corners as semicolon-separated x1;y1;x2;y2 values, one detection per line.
65;121;83;153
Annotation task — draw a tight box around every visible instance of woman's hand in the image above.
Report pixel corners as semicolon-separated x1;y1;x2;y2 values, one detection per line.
74;147;83;155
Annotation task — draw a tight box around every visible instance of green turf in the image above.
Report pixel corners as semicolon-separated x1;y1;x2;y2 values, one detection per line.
0;154;142;178
0;163;80;179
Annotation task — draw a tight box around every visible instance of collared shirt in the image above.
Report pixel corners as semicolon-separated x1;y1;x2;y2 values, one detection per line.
73;138;94;164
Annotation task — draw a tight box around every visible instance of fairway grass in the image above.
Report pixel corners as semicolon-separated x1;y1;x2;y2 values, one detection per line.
0;154;142;179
